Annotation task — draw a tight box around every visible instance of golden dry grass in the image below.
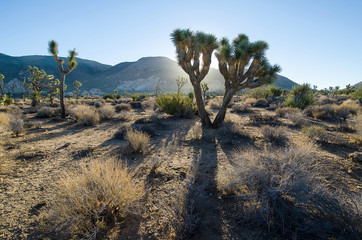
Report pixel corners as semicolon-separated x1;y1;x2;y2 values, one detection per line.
71;105;100;126
125;128;150;153
44;159;144;238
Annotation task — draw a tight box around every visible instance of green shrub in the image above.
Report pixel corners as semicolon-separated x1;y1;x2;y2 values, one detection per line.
115;103;131;112
351;85;362;102
1;95;14;106
285;84;315;109
131;94;147;101
102;94;115;100
301;125;325;140
156;93;197;117
187;92;194;99
247;86;283;99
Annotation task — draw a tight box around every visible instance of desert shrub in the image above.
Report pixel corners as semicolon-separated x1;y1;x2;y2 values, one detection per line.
208;97;223;110
141;98;156;111
221;144;361;239
97;105;115;120
249;113;278;125
260;125;287;143
125;128;150;154
0;112;10;127
243;97;257;106
89;101;102;108
9;115;25;137
286;111;305;126
115;103;131;112
37;107;55;118
285;83;315;109
71;105;99;126
305;103;359;121
232;103;249;113
156;93;197;117
253;98;269;108
276;107;299;117
351;85;362;102
247;86;283;99
102;94;115;100
315;95;338;105
50;102;60;108
349;114;362;143
45;159;144;239
0;95;14;106
301;125;325;140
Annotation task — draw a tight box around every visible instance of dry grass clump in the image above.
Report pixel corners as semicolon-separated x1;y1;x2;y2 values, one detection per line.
115;103;132;112
36;107;55;118
208;97;223;110
276;107;299;117
249;113;278;125
9;115;25;137
71;105;100;126
301;125;325;140
44;159;144;239
285;111;305;126
260;125;287;143
220;144;361;239
125;128;150;154
304;102;359;121
349;114;362;143
141;98;156;111
232;103;250;113
243;97;257;106
0;112;10;127
97;105;115;120
315;95;338;105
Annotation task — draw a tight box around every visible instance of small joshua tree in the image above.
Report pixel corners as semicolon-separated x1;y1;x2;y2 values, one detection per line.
176;76;187;95
73;80;82;99
154;83;161;97
0;74;4;96
201;82;209;102
48;40;78;118
171;29;218;127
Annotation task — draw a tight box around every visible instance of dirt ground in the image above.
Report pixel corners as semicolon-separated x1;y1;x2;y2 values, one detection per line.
0;99;361;239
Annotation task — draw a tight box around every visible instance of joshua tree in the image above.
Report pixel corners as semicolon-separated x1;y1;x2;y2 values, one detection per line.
154;83;161;97
48;40;78;118
0;74;4;96
213;34;281;127
176;76;188;95
201;82;209;101
73;80;82;99
171;29;218;127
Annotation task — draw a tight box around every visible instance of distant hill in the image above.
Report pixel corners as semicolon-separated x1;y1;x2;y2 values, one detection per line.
0;53;297;94
352;81;361;89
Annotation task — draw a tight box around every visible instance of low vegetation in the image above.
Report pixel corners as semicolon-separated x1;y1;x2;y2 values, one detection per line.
156;93;196;118
125;128;150;153
70;105;99;126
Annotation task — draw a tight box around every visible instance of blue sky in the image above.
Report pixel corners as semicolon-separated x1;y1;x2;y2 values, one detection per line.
1;0;361;89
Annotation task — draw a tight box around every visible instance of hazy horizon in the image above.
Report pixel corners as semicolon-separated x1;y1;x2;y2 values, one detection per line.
1;0;361;89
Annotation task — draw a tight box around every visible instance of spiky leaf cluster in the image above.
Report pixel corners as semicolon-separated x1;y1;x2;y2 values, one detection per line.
216;34;281;91
25;66;60;99
48;40;78;73
171;29;218;83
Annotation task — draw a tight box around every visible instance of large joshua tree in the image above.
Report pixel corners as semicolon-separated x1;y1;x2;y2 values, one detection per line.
48;40;78;118
171;29;218;128
213;34;281;127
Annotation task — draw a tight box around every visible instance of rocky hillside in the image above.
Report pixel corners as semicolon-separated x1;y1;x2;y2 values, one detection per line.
0;53;297;94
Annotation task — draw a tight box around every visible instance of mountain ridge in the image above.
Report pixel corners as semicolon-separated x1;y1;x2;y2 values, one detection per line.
0;53;298;94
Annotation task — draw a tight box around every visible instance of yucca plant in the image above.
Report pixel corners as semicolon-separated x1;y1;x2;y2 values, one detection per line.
48;40;78;118
285;83;315;109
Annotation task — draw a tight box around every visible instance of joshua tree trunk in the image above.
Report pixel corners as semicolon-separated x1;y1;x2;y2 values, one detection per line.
60;73;66;118
213;87;236;127
192;81;212;128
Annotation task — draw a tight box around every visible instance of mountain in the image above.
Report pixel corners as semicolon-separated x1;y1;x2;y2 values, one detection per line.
0;53;297;94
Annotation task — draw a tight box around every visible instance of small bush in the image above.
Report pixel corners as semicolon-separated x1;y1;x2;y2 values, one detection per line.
102;94;115;100
98;105;115;120
115;103;131;112
285;83;315;109
1;95;14;106
243;97;257;106
9;116;25;137
0;112;10;127
141;99;156;111
249;113;278;125
286;111;305;126
253;98;268;108
125;128;150;154
232;103;249;113
351;85;362;102
208;97;223;110
37;107;55;118
276;107;299;117
45;159;144;239
260;125;287;143
349;114;362;143
301;125;325;140
71;105;99;126
156;94;197;117
221;144;361;239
